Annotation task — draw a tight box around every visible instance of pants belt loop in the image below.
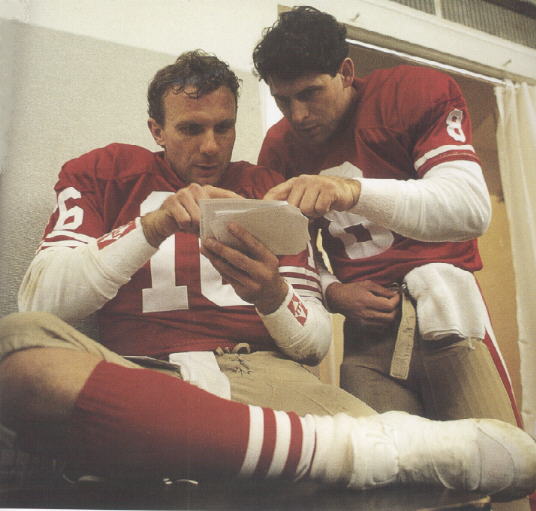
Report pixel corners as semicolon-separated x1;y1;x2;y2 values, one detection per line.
390;284;417;380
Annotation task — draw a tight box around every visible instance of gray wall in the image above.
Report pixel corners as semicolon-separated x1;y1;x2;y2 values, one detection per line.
0;20;264;323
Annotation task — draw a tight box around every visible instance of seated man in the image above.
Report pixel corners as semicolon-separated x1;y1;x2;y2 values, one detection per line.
0;51;534;500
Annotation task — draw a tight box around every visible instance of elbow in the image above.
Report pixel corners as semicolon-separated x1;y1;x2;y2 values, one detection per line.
299;349;326;367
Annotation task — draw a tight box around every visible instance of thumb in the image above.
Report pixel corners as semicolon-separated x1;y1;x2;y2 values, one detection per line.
206;186;244;200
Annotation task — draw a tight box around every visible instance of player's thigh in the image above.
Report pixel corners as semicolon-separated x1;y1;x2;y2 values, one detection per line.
0;311;138;369
340;357;424;416
418;337;517;424
220;351;377;418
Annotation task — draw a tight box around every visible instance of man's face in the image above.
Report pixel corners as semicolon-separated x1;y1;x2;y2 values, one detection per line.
268;71;351;146
149;86;236;186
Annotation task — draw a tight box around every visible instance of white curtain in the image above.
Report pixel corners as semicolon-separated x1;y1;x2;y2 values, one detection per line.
495;82;536;436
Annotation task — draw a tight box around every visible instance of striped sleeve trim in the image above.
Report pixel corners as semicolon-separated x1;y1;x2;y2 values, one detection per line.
415;145;476;173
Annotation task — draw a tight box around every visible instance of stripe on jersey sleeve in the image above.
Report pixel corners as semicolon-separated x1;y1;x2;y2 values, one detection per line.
279;266;322;299
414;144;475;172
40;230;95;250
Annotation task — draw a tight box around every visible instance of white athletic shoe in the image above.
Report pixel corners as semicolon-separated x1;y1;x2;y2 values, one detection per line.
311;411;536;500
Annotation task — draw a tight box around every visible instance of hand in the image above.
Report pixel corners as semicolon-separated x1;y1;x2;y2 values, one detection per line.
264;174;361;217
141;183;242;247
200;223;288;314
326;280;400;332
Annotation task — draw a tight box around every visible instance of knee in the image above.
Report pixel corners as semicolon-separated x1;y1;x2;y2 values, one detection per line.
0;311;69;357
0;311;65;335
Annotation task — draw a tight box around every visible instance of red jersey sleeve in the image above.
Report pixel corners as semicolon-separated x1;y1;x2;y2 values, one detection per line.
393;67;480;176
39;148;110;252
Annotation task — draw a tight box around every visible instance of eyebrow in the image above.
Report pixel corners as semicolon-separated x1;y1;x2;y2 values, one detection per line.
274;85;323;101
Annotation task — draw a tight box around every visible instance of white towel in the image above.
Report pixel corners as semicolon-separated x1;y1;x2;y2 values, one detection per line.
169;351;231;399
404;263;486;341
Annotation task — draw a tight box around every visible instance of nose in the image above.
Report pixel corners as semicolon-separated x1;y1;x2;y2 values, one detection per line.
200;130;218;155
289;100;309;125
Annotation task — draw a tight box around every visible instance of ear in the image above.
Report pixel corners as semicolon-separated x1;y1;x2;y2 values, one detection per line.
147;118;165;147
339;58;355;88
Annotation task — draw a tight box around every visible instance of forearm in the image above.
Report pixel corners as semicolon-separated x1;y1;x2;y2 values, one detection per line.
257;284;332;366
350;161;491;242
18;218;157;320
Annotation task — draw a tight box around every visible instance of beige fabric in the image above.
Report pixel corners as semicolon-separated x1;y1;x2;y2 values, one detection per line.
0;312;375;420
340;300;517;425
217;349;375;418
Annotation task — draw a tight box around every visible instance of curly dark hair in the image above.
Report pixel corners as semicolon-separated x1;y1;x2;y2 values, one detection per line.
252;6;348;81
148;50;240;125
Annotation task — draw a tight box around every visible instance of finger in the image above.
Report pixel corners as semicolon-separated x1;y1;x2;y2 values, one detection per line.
205;186;244;200
312;188;335;216
164;198;196;232
365;294;401;313
202;237;257;276
172;186;205;229
285;182;308;211
201;243;257;291
226;223;272;261
297;186;324;217
362;280;400;298
263;180;294;201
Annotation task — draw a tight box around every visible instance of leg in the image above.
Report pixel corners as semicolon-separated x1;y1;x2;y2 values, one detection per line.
416;335;518;425
340;359;424;415
1;313;534;499
339;324;424;415
0;311;140;368
218;350;376;418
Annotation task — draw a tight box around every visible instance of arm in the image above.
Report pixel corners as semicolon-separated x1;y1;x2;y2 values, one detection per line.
264;160;490;242
18;219;156;320
201;224;331;365
349;160;491;242
19;183;242;320
316;244;400;332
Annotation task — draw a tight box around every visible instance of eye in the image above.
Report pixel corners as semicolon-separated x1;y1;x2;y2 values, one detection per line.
178;124;203;136
215;120;235;134
296;88;319;102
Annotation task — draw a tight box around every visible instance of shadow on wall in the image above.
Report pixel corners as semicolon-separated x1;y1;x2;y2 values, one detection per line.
0;19;264;327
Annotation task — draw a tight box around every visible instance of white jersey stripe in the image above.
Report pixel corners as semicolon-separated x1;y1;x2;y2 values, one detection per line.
45;230;94;243
266;411;292;478
414;144;475;171
40;240;87;248
239;405;265;477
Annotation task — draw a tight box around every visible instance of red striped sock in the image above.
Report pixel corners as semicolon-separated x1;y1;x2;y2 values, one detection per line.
65;361;315;481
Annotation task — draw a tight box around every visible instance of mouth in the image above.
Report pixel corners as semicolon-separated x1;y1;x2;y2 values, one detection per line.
195;163;220;173
296;125;321;137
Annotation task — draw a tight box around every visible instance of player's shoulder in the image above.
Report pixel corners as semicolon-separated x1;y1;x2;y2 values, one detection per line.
363;65;459;97
225;161;284;198
61;143;160;181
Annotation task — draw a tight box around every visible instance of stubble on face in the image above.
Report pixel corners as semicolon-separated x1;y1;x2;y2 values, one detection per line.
154;86;237;186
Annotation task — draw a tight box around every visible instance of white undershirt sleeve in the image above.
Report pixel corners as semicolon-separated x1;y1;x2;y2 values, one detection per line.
257;284;332;366
18;217;157;321
349;160;491;242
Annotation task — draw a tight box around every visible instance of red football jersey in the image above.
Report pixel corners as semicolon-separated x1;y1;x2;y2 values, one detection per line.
258;65;483;285
40;143;319;357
